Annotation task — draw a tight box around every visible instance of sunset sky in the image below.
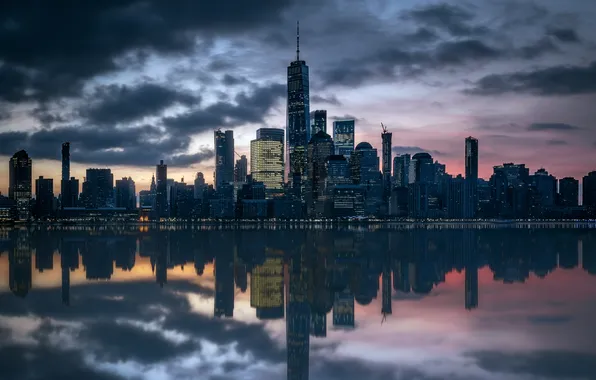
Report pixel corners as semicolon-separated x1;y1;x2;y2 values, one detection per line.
1;0;595;195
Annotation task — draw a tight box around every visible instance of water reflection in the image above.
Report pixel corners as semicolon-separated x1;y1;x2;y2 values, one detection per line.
0;226;595;380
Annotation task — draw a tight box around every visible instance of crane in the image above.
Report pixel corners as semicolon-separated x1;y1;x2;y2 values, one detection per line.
381;122;388;134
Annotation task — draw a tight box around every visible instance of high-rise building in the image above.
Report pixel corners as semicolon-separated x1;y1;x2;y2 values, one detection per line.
325;155;351;196
287;22;310;182
235;155;248;183
250;254;284;320
9;150;32;220
558;177;579;207
194;172;206;199
115;177;136;210
583;171;596;216
531;168;556;207
465;137;479;218
306;131;334;215
411;153;434;184
350;142;379;184
381;126;392;201
250;128;285;196
61;142;70;208
393;154;410;187
35;176;54;218
309;110;327;142
80;169;113;208
155;160;168;218
333;120;355;159
215;129;235;190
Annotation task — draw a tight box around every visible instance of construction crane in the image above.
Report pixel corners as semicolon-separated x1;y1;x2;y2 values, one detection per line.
381;122;388;134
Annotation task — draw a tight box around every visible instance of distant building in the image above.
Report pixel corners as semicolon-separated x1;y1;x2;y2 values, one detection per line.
215;129;235;190
251;128;285;197
194;172;207;199
9;150;32;221
381;128;392;202
583;171;596;216
35;176;54;218
465;137;478;217
333;185;365;217
350;142;379;185
309;110;327;141
306;131;334;215
393;154;410;187
115;177;136;210
235;155;248;183
81;169;114;208
325;155;351;196
333;120;355;159
155;160;168;218
558;177;579;207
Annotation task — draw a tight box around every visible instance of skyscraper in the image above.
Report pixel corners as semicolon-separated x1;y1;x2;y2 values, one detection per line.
115;177;136;210
306;131;334;214
155;160;168;218
583;171;596;217
9;150;32;221
61;142;70;208
381;125;392;201
250;128;285;196
287;22;310;182
350;142;379;184
465;137;478;217
215;129;235;190
194;172;206;199
333;120;355;158
235;155;248;183
35;176;54;218
393;154;410;187
558;177;579;207
309;110;327;142
80;169;114;208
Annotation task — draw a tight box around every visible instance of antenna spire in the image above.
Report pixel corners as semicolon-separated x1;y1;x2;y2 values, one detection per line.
296;20;300;61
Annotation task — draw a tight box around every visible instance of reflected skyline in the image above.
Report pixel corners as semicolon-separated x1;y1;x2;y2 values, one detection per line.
1;227;596;380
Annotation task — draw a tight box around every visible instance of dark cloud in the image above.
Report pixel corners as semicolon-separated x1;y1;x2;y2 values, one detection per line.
392;146;445;157
311;94;342;106
330;115;360;122
546;139;568;146
81;83;200;125
163;83;285;133
30;106;71;125
467;350;596;379
528;123;581;131
0;125;212;167
404;3;488;37
465;62;596;96
548;28;581;43
0;0;296;103
221;74;251;86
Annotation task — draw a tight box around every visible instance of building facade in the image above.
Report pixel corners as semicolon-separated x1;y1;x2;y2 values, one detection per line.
333;120;355;159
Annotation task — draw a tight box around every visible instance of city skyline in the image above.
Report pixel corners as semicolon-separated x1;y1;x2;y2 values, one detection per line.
0;1;595;194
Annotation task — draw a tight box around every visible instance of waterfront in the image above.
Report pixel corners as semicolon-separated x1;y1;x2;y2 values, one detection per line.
1;226;595;380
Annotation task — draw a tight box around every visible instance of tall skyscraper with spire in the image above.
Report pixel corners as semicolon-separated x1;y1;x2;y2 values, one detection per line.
287;21;310;186
381;125;392;203
465;137;478;218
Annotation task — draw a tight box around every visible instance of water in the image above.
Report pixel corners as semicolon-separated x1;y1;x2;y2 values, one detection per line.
0;226;595;380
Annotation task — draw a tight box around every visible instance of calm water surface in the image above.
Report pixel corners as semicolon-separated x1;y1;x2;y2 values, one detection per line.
1;226;595;380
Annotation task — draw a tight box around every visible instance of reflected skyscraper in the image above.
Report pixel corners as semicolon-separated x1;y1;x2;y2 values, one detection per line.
333;288;355;328
9;229;31;297
214;234;235;318
464;230;479;310
287;249;311;380
287;22;310;184
251;252;284;320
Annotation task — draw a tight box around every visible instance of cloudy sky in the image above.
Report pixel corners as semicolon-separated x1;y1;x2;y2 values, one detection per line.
1;0;596;194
